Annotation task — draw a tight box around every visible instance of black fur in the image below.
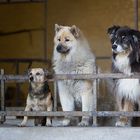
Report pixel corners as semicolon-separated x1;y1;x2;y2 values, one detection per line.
108;25;140;73
29;81;50;99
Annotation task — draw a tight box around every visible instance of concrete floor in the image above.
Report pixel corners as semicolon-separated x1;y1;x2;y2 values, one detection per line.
1;126;140;140
1;118;140;140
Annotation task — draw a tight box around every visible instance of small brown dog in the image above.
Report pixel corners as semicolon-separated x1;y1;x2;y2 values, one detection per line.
19;68;53;127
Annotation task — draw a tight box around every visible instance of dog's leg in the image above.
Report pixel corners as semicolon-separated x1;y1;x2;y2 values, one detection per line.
60;92;74;126
46;102;53;126
116;97;133;127
78;88;93;126
18;105;31;127
58;82;75;126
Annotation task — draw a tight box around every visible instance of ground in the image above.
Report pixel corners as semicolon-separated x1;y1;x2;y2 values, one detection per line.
1;118;140;140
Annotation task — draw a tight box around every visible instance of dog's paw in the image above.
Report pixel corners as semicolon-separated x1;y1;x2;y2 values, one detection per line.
115;121;131;127
62;119;70;126
18;123;26;127
46;122;52;127
78;120;89;127
127;73;134;76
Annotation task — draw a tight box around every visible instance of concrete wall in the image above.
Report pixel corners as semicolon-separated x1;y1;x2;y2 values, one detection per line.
0;0;139;107
47;0;138;71
0;0;139;71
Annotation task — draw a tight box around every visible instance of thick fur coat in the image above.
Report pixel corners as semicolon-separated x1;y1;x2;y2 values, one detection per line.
107;25;140;126
53;24;96;126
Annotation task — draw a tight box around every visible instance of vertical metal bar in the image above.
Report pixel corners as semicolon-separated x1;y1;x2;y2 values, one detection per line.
92;66;97;126
53;80;58;124
44;0;47;59
0;69;5;124
134;0;138;30
54;81;58;112
15;61;20;106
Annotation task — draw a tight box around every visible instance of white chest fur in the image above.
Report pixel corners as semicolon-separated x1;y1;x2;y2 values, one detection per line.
117;79;140;101
114;55;131;74
114;54;140;101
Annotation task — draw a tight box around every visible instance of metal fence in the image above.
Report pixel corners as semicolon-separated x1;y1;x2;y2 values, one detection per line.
1;68;140;126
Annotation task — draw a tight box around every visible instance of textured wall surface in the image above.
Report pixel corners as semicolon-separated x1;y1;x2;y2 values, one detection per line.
0;0;140;111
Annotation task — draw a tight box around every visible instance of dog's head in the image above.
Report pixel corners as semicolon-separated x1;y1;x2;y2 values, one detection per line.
107;25;140;62
54;24;80;54
28;68;48;83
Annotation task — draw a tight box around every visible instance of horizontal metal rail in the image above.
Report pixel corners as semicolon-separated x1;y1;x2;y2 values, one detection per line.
1;111;140;117
0;73;140;82
0;0;45;4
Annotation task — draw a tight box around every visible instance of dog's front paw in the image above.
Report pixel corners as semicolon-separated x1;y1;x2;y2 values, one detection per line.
128;73;134;76
78;120;89;127
46;122;52;127
18;123;26;127
115;121;131;127
62;119;70;126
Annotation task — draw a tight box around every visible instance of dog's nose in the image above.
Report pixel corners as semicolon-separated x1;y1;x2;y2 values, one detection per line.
30;77;34;81
112;45;117;50
56;45;62;52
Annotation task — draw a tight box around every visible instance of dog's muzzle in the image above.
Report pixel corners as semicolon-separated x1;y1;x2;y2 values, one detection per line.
112;45;117;50
56;44;70;54
30;76;34;82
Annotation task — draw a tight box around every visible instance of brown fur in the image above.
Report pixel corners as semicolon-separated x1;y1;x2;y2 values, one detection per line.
18;68;53;127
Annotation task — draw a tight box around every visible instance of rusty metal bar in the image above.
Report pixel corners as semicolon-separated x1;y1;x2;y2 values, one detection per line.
92;66;97;126
0;0;45;4
53;81;58;112
134;0;139;29
44;0;47;59
1;73;140;82
0;69;5;124
1;111;140;117
52;73;140;80
0;58;51;64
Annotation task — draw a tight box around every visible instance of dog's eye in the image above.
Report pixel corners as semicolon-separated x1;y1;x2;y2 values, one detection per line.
58;38;61;41
29;73;32;75
36;72;40;76
65;38;70;42
122;36;127;41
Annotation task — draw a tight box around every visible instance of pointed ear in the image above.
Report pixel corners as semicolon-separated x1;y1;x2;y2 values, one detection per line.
133;35;138;43
43;68;49;75
55;24;62;33
27;69;31;75
70;25;80;38
107;25;120;39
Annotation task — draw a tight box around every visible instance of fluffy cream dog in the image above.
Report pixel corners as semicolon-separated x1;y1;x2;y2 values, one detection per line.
53;24;96;126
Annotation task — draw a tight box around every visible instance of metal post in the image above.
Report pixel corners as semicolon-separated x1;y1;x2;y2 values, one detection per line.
92;66;97;126
0;69;5;124
15;61;20;106
134;0;138;30
54;81;58;112
53;80;58;124
44;0;47;59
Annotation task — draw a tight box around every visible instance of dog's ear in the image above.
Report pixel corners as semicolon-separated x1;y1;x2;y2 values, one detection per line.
107;25;120;39
133;35;138;43
131;34;140;62
27;69;31;75
43;68;49;75
70;25;80;38
55;24;62;33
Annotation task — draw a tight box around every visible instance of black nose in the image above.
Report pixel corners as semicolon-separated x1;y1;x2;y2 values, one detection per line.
112;45;117;50
30;77;34;81
56;45;62;52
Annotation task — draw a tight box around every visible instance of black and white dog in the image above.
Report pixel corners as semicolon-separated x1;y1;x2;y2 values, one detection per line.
107;25;140;126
